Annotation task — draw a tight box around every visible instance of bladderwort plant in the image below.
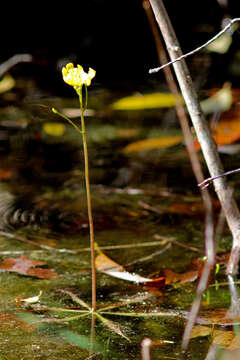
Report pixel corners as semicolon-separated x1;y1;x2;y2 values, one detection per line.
52;63;97;311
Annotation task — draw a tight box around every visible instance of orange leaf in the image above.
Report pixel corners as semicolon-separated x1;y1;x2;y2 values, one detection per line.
0;311;36;332
0;168;14;180
163;269;199;284
95;252;151;283
195;120;240;149
141;277;166;288
123;136;182;153
0;256;58;279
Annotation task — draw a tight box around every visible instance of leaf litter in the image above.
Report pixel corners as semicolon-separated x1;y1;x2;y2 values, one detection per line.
0;256;58;279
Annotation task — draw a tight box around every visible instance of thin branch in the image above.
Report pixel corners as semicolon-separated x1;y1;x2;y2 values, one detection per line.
149;17;240;74
198;167;240;189
0;54;33;78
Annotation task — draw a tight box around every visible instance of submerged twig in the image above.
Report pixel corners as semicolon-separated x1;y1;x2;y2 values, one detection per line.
153;234;202;253
126;242;171;266
0;230;75;253
149;17;240;74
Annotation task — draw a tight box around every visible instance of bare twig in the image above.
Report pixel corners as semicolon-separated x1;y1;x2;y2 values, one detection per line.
148;0;240;276
0;230;74;253
153;234;202;253
149;17;240;74
198;167;240;189
0;54;32;78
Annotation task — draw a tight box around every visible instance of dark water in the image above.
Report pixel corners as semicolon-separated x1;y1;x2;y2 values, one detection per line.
0;76;238;360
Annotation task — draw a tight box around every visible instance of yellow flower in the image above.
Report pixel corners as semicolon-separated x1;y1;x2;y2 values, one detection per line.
62;63;96;87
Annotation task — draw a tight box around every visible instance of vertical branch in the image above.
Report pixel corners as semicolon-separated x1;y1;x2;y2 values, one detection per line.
142;0;213;220
148;0;240;276
141;338;152;360
144;1;215;351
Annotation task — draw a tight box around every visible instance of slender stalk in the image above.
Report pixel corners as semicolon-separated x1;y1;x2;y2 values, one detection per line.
148;0;240;275
79;90;97;312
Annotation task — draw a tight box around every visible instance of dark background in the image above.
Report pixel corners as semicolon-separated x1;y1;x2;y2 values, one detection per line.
1;0;240;91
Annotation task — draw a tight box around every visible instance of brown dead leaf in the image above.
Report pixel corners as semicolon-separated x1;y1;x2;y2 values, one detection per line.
95;252;151;284
190;324;240;350
166;202;205;217
164;269;199;284
95;246;165;287
0;168;14;180
199;308;240;326
195;119;240;149
0;256;58;279
0;311;35;332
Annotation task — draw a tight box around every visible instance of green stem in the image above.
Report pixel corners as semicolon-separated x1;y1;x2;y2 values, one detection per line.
78;89;97;312
52;108;82;135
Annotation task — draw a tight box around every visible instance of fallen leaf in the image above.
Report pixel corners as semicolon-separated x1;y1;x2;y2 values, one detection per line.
122;136;182;153
43;122;66;136
198;308;240;326
20;290;43;304
0;311;35;332
206;33;232;54
190;324;240;350
163;269;199;284
0;168;14;180
96;251;150;283
0;74;15;93
111;92;182;110
206;23;238;54
166;202;205;217
200;82;232;115
0;256;58;279
166;199;220;217
95;245;165;287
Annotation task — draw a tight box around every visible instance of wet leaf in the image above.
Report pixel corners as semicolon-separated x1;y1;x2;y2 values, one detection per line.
0;311;36;332
0;256;58;279
163;269;199;284
190;324;240;350
95;245;165;287
166;199;220;217
95;250;151;283
195;119;240;149
43;122;66;136
0;168;14;180
206;23;238;54
200;82;232;115
0;74;15;93
111;92;181;110
20;290;43;304
206;33;232;54
122;136;182;153
166;202;205;217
